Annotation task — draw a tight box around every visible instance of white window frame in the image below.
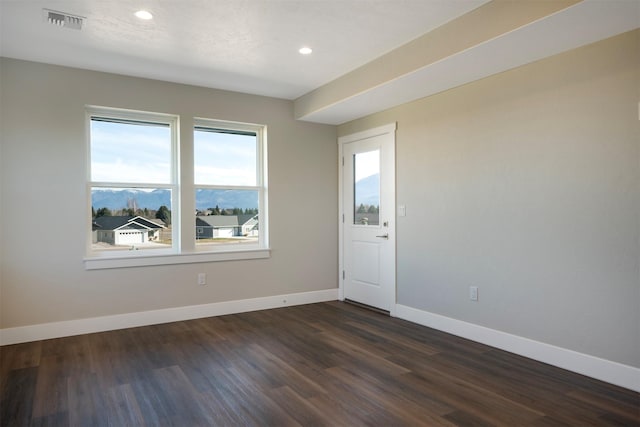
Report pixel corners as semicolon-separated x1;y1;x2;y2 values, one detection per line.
84;107;270;270
193;118;269;253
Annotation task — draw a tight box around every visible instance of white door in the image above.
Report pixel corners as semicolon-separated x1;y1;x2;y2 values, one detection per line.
339;124;396;312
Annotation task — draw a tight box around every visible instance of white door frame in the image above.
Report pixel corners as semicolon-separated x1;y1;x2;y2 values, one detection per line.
338;123;397;316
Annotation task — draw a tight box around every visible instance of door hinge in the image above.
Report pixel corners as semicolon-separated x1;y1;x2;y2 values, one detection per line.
342;156;344;166
342;270;345;280
342;214;344;223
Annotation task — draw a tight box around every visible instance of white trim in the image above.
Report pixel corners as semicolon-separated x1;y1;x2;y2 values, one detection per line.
86;106;180;256
337;138;345;302
84;248;271;269
0;288;338;346
338;123;397;145
395;304;640;392
192;119;269;251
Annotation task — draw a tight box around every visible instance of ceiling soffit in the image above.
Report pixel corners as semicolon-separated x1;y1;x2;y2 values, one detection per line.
294;0;640;125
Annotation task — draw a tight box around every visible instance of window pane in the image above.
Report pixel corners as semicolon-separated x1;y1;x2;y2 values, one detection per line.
194;128;257;186
354;150;380;226
195;189;259;245
91;187;172;251
90;118;172;184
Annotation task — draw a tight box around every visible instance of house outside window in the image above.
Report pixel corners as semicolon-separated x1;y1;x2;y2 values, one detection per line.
86;107;269;269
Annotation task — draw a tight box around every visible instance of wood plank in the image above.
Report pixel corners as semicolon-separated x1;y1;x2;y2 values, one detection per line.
30;356;69;418
324;365;457;425
0;301;637;426
103;383;146;427
0;341;42;375
66;373;110;427
267;385;336;427
0;366;37;426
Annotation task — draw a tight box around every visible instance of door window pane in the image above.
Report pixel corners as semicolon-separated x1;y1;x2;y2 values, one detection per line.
353;149;380;226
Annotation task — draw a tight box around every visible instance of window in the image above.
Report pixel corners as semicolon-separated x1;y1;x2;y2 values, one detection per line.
353;149;380;226
193;119;267;251
86;107;268;269
88;109;178;255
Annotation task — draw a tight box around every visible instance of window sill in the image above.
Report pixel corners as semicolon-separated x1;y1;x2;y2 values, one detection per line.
84;248;271;270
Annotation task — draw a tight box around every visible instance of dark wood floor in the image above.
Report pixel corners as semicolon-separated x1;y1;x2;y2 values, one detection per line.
1;301;638;426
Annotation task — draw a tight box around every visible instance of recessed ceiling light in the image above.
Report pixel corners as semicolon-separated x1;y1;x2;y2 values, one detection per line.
299;47;313;55
134;10;153;20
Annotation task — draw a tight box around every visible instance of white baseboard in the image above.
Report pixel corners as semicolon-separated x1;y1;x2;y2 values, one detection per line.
0;288;338;346
395;304;640;392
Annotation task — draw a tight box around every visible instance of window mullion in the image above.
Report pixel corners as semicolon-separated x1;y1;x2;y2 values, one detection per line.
90;182;173;189
179;116;195;253
194;184;261;192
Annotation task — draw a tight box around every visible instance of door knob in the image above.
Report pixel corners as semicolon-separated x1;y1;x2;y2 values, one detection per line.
376;234;389;239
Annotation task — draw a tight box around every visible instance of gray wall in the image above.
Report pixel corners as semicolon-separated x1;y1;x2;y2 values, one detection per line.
0;58;337;328
339;30;639;368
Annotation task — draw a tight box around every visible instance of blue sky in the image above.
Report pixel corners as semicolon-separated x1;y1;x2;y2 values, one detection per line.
91;120;258;186
355;149;379;182
91;120;171;184
194;130;257;186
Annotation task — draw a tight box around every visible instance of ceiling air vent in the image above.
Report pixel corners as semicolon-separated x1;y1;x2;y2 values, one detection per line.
43;9;84;30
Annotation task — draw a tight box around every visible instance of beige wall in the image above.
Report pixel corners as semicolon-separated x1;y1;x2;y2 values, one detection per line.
1;30;638;370
0;59;337;328
339;30;640;367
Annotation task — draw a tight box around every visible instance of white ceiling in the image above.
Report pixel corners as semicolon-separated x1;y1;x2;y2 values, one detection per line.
0;0;487;99
1;0;638;125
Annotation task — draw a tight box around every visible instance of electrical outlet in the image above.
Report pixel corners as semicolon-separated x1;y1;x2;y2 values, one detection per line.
198;273;206;286
470;286;478;301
